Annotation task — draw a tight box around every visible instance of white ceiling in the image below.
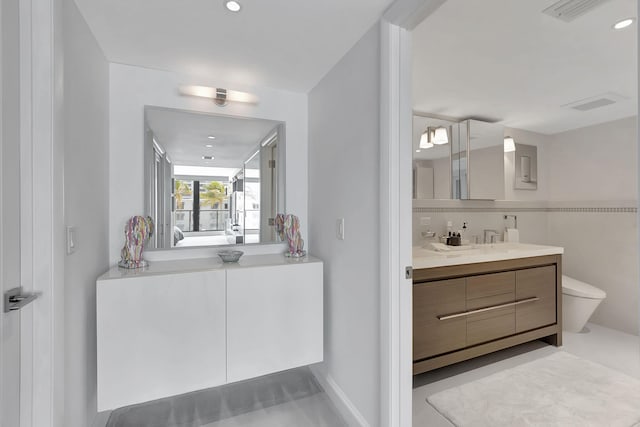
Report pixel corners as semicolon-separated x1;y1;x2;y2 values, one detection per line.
145;107;279;168
73;0;394;93
412;0;637;134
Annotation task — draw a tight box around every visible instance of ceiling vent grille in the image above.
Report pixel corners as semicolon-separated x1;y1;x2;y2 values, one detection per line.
542;0;612;22
561;92;626;111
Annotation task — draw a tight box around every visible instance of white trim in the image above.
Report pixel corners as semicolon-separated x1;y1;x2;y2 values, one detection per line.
19;0;35;424
379;2;444;426
379;20;402;427
398;25;414;427
384;0;446;29
310;366;370;427
20;0;63;425
0;0;5;422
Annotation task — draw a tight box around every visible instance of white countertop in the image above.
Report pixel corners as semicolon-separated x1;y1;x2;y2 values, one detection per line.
98;254;322;281
413;242;563;270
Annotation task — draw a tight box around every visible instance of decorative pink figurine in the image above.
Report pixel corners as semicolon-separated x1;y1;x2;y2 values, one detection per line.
283;214;306;258
118;216;154;269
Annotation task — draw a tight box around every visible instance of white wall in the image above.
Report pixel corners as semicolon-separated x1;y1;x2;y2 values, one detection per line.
308;24;380;426
546;117;637;201
62;0;110;425
108;64;308;264
546;116;638;335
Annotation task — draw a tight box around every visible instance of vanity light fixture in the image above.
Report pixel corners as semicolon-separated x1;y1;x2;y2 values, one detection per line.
504;136;516;152
613;18;634;30
432;126;448;145
419;126;448;148
179;85;258;107
225;0;241;12
419;131;434;149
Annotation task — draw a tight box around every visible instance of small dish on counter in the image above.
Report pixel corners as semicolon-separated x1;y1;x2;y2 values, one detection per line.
217;250;244;263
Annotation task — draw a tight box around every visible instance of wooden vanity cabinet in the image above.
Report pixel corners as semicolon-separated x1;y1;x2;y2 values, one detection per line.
413;255;561;374
413;278;466;360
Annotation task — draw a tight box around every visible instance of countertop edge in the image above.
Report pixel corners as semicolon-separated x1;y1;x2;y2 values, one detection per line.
413;246;563;270
97;254;323;281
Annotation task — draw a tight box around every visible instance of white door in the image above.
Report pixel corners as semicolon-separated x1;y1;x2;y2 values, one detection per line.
1;0;24;424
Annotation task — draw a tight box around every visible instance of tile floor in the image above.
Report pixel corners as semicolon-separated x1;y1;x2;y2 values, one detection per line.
103;367;346;427
413;323;640;426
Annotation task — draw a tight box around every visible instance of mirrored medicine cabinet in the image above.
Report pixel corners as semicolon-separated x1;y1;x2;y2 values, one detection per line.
413;115;505;200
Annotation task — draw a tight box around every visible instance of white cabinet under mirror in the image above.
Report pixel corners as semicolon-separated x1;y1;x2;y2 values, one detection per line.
413;115;504;200
144;107;286;249
96;255;323;411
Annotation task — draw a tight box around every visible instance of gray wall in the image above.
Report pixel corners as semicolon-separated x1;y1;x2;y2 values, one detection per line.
62;0;110;424
308;24;381;426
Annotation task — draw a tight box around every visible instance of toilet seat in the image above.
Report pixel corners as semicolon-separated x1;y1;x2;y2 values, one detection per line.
562;275;606;299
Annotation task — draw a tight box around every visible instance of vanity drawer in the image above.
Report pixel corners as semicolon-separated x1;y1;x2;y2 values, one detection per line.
467;306;515;346
413;278;466;360
466;271;515;302
515;265;557;333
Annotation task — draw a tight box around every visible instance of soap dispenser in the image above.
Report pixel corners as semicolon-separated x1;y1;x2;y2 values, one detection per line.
460;222;469;245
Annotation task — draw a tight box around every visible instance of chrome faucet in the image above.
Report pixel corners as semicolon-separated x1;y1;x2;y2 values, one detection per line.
483;229;498;244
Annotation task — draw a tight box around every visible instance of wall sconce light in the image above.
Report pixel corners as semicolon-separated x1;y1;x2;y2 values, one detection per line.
504;136;516;153
179;85;259;107
419;126;449;149
419;130;434;149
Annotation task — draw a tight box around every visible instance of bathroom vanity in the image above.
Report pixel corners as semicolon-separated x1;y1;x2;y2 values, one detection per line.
96;254;323;410
412;243;562;374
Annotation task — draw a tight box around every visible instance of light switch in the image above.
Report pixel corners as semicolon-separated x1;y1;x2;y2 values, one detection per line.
66;226;78;255
336;218;345;240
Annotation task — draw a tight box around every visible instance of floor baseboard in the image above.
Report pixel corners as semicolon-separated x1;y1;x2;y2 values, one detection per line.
310;365;370;427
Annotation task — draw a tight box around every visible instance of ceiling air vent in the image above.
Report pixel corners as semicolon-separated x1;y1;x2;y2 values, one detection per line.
542;0;612;22
561;92;626;111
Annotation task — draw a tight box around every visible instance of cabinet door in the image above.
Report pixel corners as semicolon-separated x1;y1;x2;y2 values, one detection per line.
516;265;557;333
413;278;466;360
466;272;515;346
226;262;323;383
97;270;226;411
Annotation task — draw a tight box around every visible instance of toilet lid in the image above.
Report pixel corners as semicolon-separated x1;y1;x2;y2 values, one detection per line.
562;275;606;299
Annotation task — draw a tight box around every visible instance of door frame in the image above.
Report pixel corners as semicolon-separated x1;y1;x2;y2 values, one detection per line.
18;0;64;426
379;1;447;426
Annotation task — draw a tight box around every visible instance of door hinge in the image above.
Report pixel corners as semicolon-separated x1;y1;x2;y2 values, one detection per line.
268;160;276;169
405;266;413;280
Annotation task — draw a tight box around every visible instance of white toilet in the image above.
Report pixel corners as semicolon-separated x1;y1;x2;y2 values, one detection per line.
562;275;606;333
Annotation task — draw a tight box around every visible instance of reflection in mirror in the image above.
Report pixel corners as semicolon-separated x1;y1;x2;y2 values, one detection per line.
463;119;504;200
144;107;285;249
513;143;537;190
412;115;454;199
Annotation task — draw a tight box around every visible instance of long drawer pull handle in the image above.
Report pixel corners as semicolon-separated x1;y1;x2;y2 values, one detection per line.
437;297;540;321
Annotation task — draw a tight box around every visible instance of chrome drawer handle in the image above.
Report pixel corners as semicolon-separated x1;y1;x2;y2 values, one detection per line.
437;297;540;321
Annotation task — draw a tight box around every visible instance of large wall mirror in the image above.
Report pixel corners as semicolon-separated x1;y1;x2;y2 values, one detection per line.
144;106;285;249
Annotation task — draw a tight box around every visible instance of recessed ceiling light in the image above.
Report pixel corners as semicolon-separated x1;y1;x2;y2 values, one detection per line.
207;135;216;139
613;18;634;30
415;149;421;153
202;155;215;160
205;144;213;148
225;1;241;12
